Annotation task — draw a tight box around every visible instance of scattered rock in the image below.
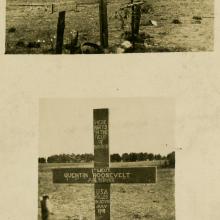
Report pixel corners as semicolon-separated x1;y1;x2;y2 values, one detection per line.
149;20;158;26
116;47;125;54
116;40;135;53
81;42;103;54
141;19;157;26
121;40;132;49
27;41;41;48
172;19;182;24
8;27;16;33
144;42;150;48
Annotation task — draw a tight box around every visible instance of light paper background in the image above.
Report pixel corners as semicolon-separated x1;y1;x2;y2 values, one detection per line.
0;0;220;220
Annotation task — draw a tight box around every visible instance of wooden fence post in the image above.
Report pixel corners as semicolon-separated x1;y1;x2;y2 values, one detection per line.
99;0;108;48
56;11;66;54
134;5;141;35
131;0;135;46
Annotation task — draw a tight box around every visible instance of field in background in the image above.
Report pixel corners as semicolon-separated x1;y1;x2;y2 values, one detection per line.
38;161;175;220
6;0;214;53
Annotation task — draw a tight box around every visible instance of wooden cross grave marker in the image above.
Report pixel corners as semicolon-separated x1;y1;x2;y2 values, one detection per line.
53;108;157;220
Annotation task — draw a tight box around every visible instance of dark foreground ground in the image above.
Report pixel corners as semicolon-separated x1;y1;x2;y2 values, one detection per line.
6;0;213;54
38;161;175;220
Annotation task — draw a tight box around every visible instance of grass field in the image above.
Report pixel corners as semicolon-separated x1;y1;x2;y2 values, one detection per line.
38;161;175;220
6;0;213;53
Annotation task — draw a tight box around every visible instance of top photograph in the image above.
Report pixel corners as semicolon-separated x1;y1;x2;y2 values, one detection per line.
5;0;214;54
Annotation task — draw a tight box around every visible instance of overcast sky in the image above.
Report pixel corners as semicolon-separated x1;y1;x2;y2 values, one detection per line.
39;98;175;157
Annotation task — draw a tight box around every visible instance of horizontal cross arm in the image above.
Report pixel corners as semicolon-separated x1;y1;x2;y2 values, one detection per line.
109;167;156;183
53;167;156;184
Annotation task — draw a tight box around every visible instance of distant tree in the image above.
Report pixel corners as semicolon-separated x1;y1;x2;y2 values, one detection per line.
46;153;94;163
70;153;76;162
167;151;175;168
155;154;162;160
136;152;145;161
121;153;130;162
129;152;137;161
162;160;169;168
143;153;148;160
47;155;60;163
110;153;121;162
148;153;154;161
162;155;167;160
84;153;94;162
38;157;46;163
81;153;94;162
75;154;82;162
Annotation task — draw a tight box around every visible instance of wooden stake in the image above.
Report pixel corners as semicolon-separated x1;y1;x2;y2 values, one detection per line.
131;0;135;46
134;5;141;35
99;0;108;48
56;11;66;54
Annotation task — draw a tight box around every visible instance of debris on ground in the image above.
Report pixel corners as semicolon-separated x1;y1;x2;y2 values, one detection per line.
27;41;41;48
121;40;132;49
116;40;132;53
15;40;25;47
172;19;182;24
141;19;158;26
149;20;158;26
81;42;103;54
8;27;16;33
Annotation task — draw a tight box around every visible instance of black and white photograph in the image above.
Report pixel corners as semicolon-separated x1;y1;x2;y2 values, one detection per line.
6;0;214;54
38;98;175;220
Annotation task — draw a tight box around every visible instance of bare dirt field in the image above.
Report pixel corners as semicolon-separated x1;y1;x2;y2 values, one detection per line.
6;0;213;54
38;161;175;220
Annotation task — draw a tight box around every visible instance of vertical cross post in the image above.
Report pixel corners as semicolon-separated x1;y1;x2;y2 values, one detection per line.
99;0;108;49
93;109;110;220
56;11;66;54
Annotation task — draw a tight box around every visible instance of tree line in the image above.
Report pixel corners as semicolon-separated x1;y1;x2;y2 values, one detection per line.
39;151;175;168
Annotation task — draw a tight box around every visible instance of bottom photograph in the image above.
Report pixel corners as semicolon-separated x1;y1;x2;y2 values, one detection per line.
38;98;175;220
